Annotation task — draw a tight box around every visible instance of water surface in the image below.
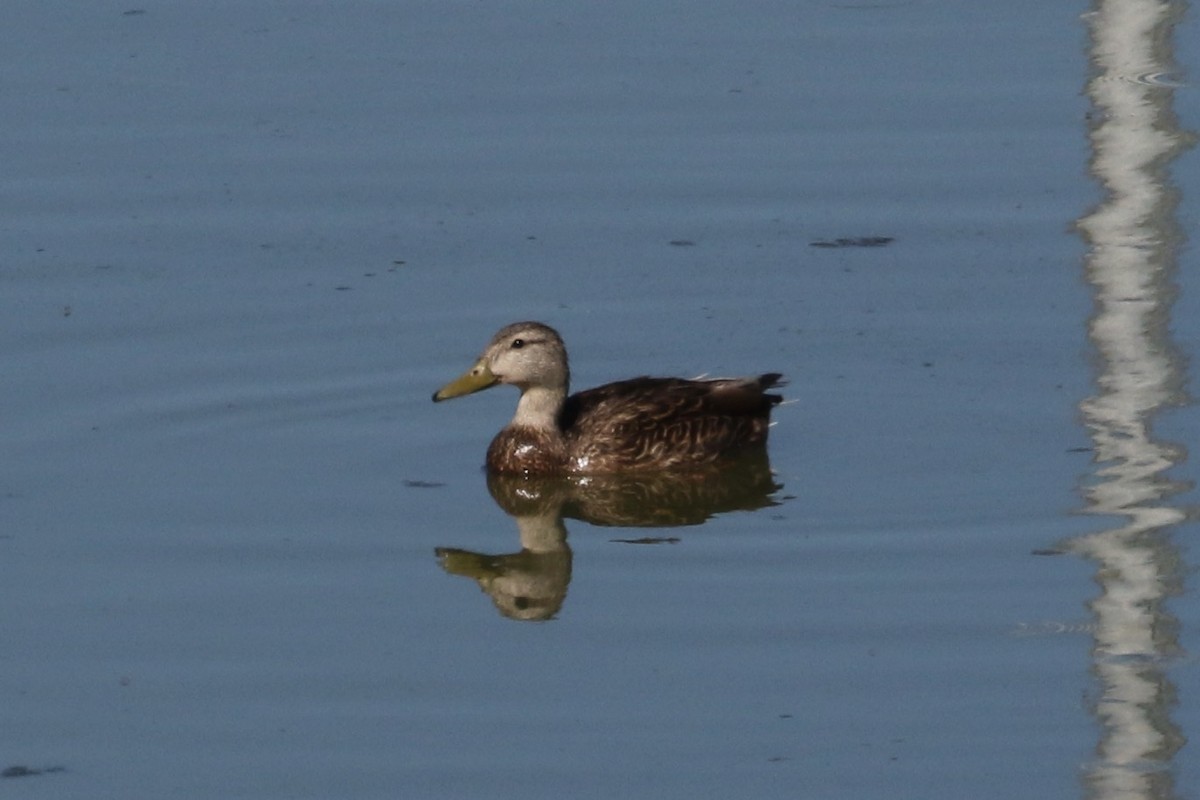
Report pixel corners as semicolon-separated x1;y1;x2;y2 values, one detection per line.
4;2;1200;798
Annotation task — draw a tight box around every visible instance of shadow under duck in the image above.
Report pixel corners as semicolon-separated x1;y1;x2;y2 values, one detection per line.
432;321;784;475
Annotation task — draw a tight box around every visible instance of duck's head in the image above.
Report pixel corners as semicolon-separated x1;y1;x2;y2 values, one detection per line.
433;321;570;402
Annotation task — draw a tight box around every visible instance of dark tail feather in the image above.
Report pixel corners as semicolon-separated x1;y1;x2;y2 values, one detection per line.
759;373;786;407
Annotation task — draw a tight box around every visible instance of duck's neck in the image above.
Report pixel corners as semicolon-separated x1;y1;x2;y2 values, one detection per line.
511;385;567;431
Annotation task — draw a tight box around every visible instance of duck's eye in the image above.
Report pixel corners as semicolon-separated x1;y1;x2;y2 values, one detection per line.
511;338;525;349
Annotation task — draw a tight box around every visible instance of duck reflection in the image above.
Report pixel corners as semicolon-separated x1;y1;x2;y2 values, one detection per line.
435;450;781;621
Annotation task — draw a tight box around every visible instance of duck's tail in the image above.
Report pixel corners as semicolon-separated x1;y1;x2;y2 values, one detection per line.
758;373;786;407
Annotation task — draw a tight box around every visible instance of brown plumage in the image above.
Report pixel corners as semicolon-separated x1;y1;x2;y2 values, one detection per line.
432;321;784;474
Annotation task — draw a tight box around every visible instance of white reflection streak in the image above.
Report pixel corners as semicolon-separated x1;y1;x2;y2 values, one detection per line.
1073;1;1190;799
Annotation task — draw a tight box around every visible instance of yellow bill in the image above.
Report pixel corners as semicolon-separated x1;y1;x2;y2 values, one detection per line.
432;359;498;402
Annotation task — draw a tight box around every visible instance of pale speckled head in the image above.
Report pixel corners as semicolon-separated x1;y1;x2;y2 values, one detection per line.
432;321;570;402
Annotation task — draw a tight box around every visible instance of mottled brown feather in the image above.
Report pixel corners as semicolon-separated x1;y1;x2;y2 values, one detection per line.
487;374;783;474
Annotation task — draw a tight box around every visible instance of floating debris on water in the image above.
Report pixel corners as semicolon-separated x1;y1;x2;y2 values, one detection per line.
809;236;894;249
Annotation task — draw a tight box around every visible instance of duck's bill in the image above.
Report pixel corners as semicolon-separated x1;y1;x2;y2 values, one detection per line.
435;547;497;579
432;360;498;402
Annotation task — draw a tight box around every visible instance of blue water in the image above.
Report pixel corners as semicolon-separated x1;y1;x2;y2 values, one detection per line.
3;2;1199;798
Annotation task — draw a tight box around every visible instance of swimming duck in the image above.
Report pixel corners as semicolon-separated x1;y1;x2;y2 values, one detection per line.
432;321;784;474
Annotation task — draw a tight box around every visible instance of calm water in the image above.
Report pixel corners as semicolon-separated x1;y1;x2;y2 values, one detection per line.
4;2;1200;798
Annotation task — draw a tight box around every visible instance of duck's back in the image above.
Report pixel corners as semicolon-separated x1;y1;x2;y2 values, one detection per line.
560;374;784;471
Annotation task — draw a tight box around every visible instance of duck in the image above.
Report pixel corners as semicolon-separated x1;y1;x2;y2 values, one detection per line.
432;321;784;475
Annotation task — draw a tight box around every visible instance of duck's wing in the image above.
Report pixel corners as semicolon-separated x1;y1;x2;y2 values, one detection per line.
559;375;784;469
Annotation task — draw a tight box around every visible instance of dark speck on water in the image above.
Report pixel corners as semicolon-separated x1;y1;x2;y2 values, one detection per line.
610;536;682;545
809;236;894;248
404;480;446;489
3;766;67;779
